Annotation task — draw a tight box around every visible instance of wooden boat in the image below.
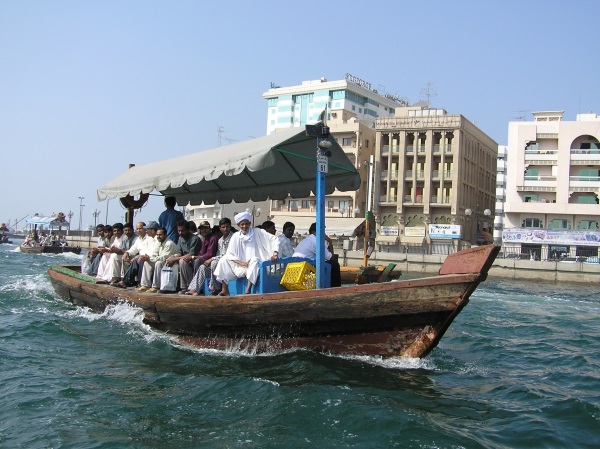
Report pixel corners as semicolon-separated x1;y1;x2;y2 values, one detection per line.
48;244;499;358
340;264;402;284
20;244;82;255
49;124;499;357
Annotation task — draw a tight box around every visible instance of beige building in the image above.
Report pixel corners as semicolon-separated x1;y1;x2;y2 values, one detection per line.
503;111;600;259
374;106;498;247
262;76;403;236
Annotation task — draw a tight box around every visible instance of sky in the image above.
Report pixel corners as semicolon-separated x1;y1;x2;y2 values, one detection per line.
1;0;599;230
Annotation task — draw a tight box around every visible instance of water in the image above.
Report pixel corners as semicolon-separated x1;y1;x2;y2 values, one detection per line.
1;241;599;449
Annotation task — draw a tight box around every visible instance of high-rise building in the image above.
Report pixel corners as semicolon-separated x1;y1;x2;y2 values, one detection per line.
503;111;600;260
494;145;508;243
262;75;403;235
374;107;498;248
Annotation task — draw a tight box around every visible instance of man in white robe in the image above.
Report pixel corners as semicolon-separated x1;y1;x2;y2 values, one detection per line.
214;211;280;295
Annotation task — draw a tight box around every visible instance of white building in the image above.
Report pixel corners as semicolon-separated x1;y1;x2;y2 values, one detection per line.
503;111;600;259
495;145;508;243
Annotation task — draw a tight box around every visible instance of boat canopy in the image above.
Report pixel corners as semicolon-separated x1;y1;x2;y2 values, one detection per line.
97;127;361;206
26;214;70;228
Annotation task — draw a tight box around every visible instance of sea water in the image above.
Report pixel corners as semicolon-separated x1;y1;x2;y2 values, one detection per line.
0;241;599;449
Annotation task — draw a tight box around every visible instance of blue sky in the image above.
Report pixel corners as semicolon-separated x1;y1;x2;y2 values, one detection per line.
1;0;599;229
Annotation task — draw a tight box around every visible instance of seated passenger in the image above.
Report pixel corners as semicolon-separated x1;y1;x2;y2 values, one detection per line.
214;211;280;296
278;221;296;258
95;223;129;284
293;222;341;287
137;227;177;293
165;220;201;292
186;217;232;296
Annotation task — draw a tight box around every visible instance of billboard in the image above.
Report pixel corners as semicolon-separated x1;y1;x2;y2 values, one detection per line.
428;224;462;239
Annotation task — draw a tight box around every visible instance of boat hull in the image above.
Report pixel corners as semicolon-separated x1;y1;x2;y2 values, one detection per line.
48;245;499;358
20;244;82;255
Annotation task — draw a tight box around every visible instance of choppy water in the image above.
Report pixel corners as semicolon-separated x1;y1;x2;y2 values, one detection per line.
1;241;599;449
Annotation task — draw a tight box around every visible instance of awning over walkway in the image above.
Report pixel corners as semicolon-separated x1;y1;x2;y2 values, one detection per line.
271;215;364;237
97;127;361;206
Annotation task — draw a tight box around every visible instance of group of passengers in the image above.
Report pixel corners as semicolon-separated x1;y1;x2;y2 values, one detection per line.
23;231;68;247
85;196;340;295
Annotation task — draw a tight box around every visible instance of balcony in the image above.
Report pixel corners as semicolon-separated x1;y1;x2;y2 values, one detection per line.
445;145;453;153
570;175;600;189
406;146;414;154
523;175;557;188
433;145;440;154
380;171;398;181
379;195;397;203
431;196;451;204
381;145;390;156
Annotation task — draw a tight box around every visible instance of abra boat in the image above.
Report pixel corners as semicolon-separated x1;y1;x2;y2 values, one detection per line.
48;244;498;358
20;213;82;255
20;244;82;255
48;123;499;358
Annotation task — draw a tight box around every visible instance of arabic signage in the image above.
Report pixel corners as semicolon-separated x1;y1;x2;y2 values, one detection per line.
429;224;462;239
502;228;600;247
404;226;426;237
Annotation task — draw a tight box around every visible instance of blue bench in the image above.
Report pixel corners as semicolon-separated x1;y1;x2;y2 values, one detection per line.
203;257;331;296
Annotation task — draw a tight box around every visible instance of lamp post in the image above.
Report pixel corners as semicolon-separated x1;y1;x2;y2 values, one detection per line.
67;211;74;230
245;205;262;227
363;155;374;266
92;209;101;228
78;197;85;231
464;207;492;245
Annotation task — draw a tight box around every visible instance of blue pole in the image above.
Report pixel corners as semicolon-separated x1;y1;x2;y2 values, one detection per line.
315;147;326;289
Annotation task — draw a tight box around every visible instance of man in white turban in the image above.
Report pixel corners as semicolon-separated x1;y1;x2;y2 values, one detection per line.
214;211;280;295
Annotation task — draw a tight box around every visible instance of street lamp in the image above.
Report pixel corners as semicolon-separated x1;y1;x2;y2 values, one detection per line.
92;209;101;227
464;207;492;244
245;205;262;227
67;211;74;230
78;197;85;231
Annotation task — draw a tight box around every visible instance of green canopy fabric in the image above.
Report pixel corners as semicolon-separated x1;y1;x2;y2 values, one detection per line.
97;127;360;206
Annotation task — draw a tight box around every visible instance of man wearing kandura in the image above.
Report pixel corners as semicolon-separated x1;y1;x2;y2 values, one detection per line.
166;219;201;292
214;211;280;296
137;227;177;293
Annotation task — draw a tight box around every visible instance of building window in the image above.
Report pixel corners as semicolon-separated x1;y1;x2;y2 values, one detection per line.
342;138;353;146
522;218;543;228
548;219;571;229
301;200;311;209
327;200;335;209
364;139;369;148
578;220;599;230
339;200;349;211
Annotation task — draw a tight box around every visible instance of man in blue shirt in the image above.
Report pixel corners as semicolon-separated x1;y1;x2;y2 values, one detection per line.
158;196;184;243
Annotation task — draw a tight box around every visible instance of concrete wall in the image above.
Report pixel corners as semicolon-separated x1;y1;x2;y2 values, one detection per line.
341;249;600;284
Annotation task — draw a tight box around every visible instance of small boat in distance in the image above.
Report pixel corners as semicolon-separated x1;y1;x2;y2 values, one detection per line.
20;244;82;255
20;213;82;255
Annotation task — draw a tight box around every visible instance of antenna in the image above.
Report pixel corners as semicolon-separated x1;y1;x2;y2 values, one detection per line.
420;82;437;104
218;126;225;146
217;126;238;146
513;110;531;121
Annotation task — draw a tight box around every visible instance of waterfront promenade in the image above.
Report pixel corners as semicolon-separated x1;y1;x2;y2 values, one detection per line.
63;232;598;284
